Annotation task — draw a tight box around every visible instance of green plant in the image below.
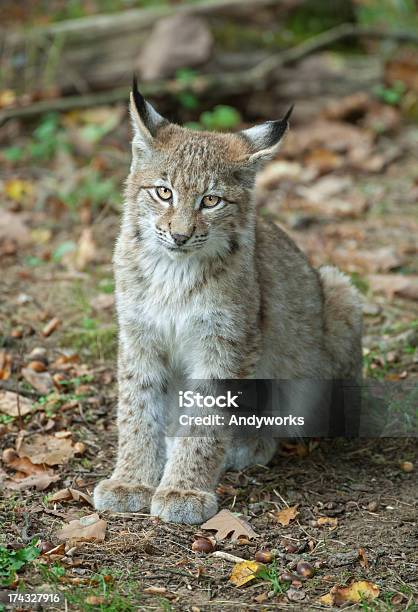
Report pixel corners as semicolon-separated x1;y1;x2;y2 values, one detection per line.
59;169;120;212
38;562;65;582
350;273;369;295
199;105;242;131
98;278;115;294
175;68;200;110
257;561;289;594
64;570;145;612
29;113;69;160
2;113;68;163
62;324;117;361
0;414;14;425
374;81;407;106
0;541;41;586
356;0;418;31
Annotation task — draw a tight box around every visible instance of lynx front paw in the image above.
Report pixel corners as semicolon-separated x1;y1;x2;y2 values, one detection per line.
93;479;154;512
151;487;218;524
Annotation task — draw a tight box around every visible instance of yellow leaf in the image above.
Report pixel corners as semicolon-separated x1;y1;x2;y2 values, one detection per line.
319;593;334;606
275;505;299;526
337;581;380;603
0;89;16;108
319;580;380;606
5;179;33;203
31;228;52;245
229;560;260;587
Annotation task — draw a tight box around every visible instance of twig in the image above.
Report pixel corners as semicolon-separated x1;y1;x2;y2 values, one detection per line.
211;551;246;563
273;489;289;508
1;23;417;124
249;23;418;83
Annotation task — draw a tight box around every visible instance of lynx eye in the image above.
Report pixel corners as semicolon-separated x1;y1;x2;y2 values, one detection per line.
201;195;221;209
155;186;172;201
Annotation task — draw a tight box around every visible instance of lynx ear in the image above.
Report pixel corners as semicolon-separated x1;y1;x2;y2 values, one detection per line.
240;105;293;167
130;75;167;156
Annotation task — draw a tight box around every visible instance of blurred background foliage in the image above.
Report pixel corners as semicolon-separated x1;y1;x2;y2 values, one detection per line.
0;0;417;371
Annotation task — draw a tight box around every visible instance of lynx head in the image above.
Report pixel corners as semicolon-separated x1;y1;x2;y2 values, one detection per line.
126;78;292;260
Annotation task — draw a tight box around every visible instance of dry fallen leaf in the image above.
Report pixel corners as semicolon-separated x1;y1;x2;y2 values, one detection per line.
358;547;369;569
275;505;299;527
57;513;107;543
0;391;33;417
256;160;305;190
287;587;306;602
2;448;46;476
75;228;97;270
143;587;168;595
317;516;338;529
368;274;418;301
49;488;93;506
2;448;58;490
19;434;75;466
284;120;374;162
229;560;260;587
254;592;268;603
5;472;59;491
320;580;380;606
0;210;32;250
90;293;115;312
333;247;403;274
201;509;258;541
85;596;105;605
0;351;12;380
21;367;53;395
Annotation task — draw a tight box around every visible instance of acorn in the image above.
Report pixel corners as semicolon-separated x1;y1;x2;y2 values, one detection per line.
11;327;23;339
74;442;86;455
296;561;315;578
400;461;414;473
280;538;298;553
291;579;303;589
27;347;48;364
192;538;215;554
39;541;55;554
28;360;47;372
255;549;273;564
280;572;299;583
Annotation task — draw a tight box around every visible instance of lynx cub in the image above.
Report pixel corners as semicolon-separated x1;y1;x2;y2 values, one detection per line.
94;80;362;524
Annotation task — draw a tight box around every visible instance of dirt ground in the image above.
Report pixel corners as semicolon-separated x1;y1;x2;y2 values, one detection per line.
1;94;417;610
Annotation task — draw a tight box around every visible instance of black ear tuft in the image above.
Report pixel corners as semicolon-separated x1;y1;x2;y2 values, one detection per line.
270;104;294;143
132;73;147;119
283;104;294;124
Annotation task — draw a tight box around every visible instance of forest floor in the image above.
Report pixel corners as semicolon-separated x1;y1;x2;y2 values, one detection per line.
0;90;417;611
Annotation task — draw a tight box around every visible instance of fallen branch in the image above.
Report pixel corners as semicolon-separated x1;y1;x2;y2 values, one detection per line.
1;23;417;124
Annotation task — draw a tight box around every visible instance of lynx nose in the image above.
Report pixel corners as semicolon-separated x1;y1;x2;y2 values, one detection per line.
171;233;190;246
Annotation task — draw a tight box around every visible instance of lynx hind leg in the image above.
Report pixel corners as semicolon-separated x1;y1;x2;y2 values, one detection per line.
224;437;277;471
319;265;363;378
